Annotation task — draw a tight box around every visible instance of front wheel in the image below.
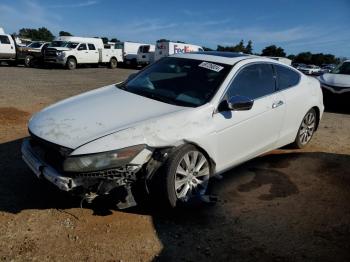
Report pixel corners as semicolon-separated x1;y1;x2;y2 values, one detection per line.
24;55;34;67
158;145;211;208
292;108;317;149
66;57;77;70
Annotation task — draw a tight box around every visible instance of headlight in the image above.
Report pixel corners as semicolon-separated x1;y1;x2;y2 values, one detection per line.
63;144;146;173
56;51;65;57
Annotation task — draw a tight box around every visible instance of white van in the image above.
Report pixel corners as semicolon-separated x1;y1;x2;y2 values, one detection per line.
154;41;203;61
115;41;151;66
137;44;155;66
44;36;123;69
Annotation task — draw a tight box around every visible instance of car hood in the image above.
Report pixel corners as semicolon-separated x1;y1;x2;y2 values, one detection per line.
318;73;350;87
48;47;71;51
29;85;187;149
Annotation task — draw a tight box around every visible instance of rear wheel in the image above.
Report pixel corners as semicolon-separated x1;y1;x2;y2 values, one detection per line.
157;145;211;208
109;58;117;69
292;108;317;148
66;57;77;70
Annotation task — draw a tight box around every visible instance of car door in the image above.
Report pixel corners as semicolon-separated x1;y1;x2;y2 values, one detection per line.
87;44;99;63
273;64;304;146
213;62;285;172
77;43;88;63
0;35;15;58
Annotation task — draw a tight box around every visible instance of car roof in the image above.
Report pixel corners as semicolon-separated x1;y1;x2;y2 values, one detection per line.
172;51;270;65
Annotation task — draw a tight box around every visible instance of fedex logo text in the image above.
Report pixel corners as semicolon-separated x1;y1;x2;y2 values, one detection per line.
174;45;193;54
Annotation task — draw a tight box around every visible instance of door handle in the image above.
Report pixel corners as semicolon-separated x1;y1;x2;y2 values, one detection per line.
272;100;284;109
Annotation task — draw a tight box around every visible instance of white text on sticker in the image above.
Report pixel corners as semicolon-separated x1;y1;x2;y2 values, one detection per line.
198;62;224;72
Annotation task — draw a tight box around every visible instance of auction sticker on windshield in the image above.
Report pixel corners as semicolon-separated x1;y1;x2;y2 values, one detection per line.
199;61;224;72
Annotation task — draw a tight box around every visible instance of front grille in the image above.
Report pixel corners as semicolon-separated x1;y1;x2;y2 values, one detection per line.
29;134;73;172
44;48;57;58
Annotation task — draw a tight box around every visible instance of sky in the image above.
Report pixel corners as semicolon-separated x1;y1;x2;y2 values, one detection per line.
0;0;349;57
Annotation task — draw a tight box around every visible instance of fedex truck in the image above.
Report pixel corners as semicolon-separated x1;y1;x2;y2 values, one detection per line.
154;41;203;61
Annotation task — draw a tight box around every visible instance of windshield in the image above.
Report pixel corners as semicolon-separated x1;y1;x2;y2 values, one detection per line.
331;62;350;75
28;42;42;48
49;41;78;49
49;41;67;47
117;57;232;107
66;42;79;49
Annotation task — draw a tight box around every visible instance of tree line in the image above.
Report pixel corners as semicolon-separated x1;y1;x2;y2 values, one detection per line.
14;27;343;66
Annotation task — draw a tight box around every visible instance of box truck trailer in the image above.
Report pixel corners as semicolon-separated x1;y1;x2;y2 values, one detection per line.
154;41;203;61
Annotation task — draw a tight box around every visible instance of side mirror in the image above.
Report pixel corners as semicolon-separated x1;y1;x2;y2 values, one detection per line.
218;95;254;112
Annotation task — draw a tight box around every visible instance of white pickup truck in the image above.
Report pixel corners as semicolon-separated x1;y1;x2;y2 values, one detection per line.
0;27;17;65
44;36;123;69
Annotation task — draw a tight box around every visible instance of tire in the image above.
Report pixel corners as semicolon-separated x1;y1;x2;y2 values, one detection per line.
66;57;77;70
24;55;34;67
157;144;211;208
109;58;117;69
292;108;317;149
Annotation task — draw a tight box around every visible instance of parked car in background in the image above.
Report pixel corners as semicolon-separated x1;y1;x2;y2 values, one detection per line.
320;64;336;74
17;41;50;67
115;41;149;66
137;44;155;66
318;60;350;95
298;64;322;75
22;52;324;209
44;36;123;69
292;63;306;69
154;41;203;61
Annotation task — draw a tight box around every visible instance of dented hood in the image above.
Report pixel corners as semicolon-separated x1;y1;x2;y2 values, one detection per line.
29;85;186;149
318;73;350;87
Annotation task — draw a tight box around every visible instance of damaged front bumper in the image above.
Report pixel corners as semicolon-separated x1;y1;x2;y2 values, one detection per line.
21;138;154;200
22;138;79;191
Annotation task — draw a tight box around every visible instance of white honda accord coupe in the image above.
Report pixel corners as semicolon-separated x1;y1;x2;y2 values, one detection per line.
22;52;324;208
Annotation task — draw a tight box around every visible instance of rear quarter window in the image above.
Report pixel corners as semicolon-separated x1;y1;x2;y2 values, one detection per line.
0;35;11;44
88;44;96;50
274;64;301;90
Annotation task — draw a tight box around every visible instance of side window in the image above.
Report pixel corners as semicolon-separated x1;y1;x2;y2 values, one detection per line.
78;44;87;51
274;64;300;90
0;35;11;44
88;44;96;50
227;63;275;99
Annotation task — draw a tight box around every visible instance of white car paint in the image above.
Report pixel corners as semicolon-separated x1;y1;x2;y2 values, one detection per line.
27;53;324;177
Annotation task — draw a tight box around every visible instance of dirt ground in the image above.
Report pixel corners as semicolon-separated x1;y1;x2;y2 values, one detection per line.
0;65;349;262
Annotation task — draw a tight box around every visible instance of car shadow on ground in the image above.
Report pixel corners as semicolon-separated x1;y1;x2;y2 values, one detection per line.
1;138;350;261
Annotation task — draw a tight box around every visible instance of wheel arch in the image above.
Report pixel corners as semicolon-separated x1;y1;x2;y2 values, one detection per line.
66;55;77;63
311;106;321;131
180;140;217;176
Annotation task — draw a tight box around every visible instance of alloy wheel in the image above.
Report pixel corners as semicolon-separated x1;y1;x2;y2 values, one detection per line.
174;150;210;201
299;111;316;145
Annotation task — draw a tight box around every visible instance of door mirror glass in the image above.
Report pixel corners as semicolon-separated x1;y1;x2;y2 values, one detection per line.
218;95;254;112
